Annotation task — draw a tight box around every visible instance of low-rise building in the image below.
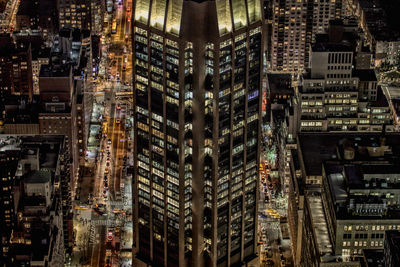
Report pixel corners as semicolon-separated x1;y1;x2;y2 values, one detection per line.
298;21;394;133
290;133;400;266
0;135;72;264
351;0;400;67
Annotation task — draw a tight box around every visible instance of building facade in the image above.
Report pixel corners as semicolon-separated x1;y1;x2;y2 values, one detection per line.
268;0;345;72
58;0;91;30
0;149;19;263
298;22;394;132
0;135;71;265
133;0;263;266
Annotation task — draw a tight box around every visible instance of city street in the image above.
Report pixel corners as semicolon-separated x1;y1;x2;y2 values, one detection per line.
258;123;293;267
70;0;133;266
0;0;19;32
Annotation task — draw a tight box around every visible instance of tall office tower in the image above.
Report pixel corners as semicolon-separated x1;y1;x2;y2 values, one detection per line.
133;0;263;266
269;0;345;72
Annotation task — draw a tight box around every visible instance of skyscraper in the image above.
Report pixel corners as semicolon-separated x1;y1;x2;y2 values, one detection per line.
132;0;263;266
268;0;345;72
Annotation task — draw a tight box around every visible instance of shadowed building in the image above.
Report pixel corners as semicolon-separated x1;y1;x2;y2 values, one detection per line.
384;230;400;267
132;0;264;266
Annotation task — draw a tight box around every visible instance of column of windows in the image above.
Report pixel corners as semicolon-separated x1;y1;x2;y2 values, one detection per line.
217;39;232;262
183;42;193;254
165;39;180;264
203;43;214;254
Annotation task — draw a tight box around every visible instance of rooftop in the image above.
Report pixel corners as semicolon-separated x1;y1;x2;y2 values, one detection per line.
359;0;400;41
24;170;51;184
0;135;64;170
267;74;293;95
298;133;400;176
308;194;333;255
324;162;400;220
0;0;7;13
362;249;384;267
369;86;389;107
39;62;71;77
312;41;353;53
352;69;377;82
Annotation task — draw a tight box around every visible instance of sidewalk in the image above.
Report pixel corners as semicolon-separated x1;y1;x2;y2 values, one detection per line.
71;211;92;266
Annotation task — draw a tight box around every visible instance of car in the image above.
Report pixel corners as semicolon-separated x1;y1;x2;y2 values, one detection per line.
265;259;274;267
95;209;104;215
105;257;111;267
107;230;113;241
107;139;112;144
106;162;110;167
105;168;109;174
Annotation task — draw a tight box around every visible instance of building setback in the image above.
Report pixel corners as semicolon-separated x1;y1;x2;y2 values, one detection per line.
132;0;263;266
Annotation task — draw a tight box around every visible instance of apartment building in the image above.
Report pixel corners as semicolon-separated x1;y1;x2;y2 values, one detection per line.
298;21;394;132
268;0;345;72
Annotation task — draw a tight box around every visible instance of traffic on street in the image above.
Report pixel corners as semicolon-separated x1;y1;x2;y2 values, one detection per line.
258;123;293;267
70;0;133;266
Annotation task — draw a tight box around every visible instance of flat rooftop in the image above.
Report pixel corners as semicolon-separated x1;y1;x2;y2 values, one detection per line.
298;133;400;176
0;135;64;169
362;249;384;267
312;42;353;53
267;74;293;95
370;86;389;107
352;69;377;82
308;194;333;255
40;63;71;77
324;162;400;220
24;170;51;184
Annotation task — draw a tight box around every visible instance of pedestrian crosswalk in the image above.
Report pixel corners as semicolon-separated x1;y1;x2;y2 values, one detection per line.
89;224;96;244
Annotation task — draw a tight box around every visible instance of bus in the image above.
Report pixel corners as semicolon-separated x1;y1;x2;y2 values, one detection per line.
111;18;117;34
106;0;113;13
